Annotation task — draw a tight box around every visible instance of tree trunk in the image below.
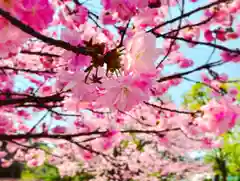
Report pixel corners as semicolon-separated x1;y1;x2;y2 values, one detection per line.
214;174;220;181
221;160;227;181
222;173;227;181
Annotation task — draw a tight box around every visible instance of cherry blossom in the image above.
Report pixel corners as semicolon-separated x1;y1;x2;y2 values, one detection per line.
0;114;13;134
25;149;46;167
124;31;162;74
15;0;55;31
0;0;239;179
196;97;240;135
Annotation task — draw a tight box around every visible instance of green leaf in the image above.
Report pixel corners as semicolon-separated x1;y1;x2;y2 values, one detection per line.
120;140;129;149
148;171;161;178
21;170;36;180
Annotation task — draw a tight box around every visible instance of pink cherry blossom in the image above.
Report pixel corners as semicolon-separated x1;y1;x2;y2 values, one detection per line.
204;29;214;42
100;11;118;25
133;8;163;29
201;72;211;84
228;87;238;97
227;32;239;40
52;126;66;134
196;98;240;135
82;150;93;160
57;162;79;178
220;51;240;62
215;29;227;41
178;58;194;68
16;0;54;31
124;31;162;74
101;0;136;20
25;149;45;167
101;0;148;21
148;0;161;8
0;114;13;133
98;76;150;111
181;26;200;47
70;5;88;26
0;0;239;178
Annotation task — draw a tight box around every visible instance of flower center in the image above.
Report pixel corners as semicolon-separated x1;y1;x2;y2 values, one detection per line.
135;51;144;61
32;6;37;16
122;87;129;95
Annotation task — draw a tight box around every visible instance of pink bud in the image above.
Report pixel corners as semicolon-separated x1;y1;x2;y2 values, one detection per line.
52;126;66;134
215;30;226;41
201;72;211;84
83;151;92;160
204;30;214;42
229;88;238;96
101;12;117;25
179;58;193;68
217;73;228;82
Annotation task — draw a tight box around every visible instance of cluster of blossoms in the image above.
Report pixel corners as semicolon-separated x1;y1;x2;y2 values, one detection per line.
0;0;54;57
0;0;239;180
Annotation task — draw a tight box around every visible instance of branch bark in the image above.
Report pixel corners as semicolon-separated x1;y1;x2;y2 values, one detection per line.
0;8;93;55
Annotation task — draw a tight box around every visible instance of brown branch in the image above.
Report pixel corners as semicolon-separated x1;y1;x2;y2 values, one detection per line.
0;66;56;74
156;0;185;67
0;8;93;55
70;139;115;161
9;140;61;158
148;0;226;33
0;128;181;141
183;77;224;95
118;109;154;127
157;60;225;82
0;93;64;107
157;34;240;54
118;19;131;48
27;111;49;135
20;50;61;57
162;16;214;37
88;13;102;28
144;101;198;115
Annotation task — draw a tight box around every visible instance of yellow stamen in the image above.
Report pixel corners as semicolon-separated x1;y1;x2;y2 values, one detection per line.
123;87;129;95
135;51;144;61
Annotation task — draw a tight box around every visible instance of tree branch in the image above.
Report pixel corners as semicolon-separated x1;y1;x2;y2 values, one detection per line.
0;66;56;74
0;93;64;107
148;0;226;33
0;128;182;141
20;50;61;57
0;8;93;55
157;60;225;82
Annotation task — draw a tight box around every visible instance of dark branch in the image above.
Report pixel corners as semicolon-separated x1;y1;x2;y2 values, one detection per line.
0;8;93;55
20;50;61;57
148;0;226;33
0;93;64;107
0;128;181;141
157;60;225;82
0;66;56;74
